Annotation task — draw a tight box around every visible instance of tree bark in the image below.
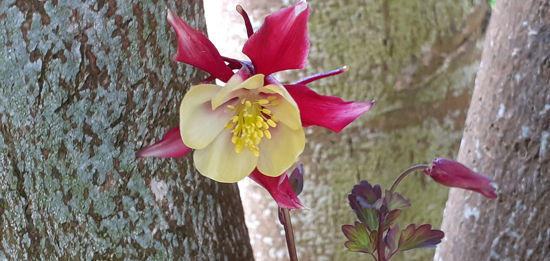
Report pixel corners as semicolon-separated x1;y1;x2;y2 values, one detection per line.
205;1;489;260
435;0;550;260
0;1;253;260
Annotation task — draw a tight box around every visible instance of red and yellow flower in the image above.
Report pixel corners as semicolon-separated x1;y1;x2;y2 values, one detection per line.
137;1;373;208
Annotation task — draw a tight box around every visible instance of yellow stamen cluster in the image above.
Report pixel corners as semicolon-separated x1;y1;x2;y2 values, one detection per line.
225;96;279;157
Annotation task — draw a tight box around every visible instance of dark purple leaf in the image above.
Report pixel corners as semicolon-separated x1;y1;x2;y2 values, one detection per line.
289;165;304;196
348;180;383;231
350;180;382;207
384;224;399;254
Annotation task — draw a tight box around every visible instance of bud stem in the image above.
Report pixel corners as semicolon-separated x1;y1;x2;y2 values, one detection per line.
389;164;430;193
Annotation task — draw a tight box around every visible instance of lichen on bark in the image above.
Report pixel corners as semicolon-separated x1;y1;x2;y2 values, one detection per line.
0;0;253;260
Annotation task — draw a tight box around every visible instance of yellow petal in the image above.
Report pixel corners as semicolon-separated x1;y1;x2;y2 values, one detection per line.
256;123;305;177
193;130;258;183
261;83;298;108
210;74;244;109
211;74;265;109
259;84;301;129
179;84;233;149
240;74;265;89
268;97;302;130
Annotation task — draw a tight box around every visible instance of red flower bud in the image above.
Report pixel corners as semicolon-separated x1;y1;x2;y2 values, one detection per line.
424;158;497;198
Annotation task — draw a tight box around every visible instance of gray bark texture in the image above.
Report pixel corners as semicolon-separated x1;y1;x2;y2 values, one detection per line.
205;0;489;260
435;0;550;260
0;0;253;260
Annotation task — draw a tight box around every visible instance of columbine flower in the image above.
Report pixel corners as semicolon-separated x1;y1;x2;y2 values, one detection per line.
179;73;304;182
424;158;497;198
137;1;373;208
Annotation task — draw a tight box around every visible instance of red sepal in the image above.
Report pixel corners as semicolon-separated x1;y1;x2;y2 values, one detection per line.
167;9;234;82
242;1;310;76
285;84;373;132
136;127;191;158
249;169;304;209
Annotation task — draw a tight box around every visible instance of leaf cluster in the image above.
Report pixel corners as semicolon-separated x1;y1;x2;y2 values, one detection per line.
342;180;444;261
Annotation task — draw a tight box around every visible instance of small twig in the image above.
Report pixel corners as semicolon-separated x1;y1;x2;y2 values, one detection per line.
279;207;298;261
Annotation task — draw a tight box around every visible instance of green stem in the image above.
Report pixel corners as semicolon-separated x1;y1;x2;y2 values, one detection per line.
389;165;430;193
280;208;298;261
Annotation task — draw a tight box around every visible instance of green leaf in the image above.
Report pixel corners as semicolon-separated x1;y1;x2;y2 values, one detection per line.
489;0;496;8
381;209;401;231
398;224;444;251
384;190;411;210
342;222;378;254
356;207;379;231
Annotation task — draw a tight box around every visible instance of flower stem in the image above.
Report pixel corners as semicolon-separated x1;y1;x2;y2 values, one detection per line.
377;215;385;261
389;165;429;193
279;207;298;261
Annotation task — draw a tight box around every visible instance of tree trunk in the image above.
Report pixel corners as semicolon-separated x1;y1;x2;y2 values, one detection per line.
435;0;550;260
205;1;489;260
0;1;253;260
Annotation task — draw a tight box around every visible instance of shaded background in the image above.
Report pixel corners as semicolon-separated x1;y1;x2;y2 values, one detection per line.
0;0;495;260
204;0;489;260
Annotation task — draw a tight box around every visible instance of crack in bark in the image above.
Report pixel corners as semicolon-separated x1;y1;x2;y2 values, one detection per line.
0;120;39;257
35;46;56;116
55;33;91;114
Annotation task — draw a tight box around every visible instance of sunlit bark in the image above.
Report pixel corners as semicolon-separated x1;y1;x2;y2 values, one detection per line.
436;0;550;260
